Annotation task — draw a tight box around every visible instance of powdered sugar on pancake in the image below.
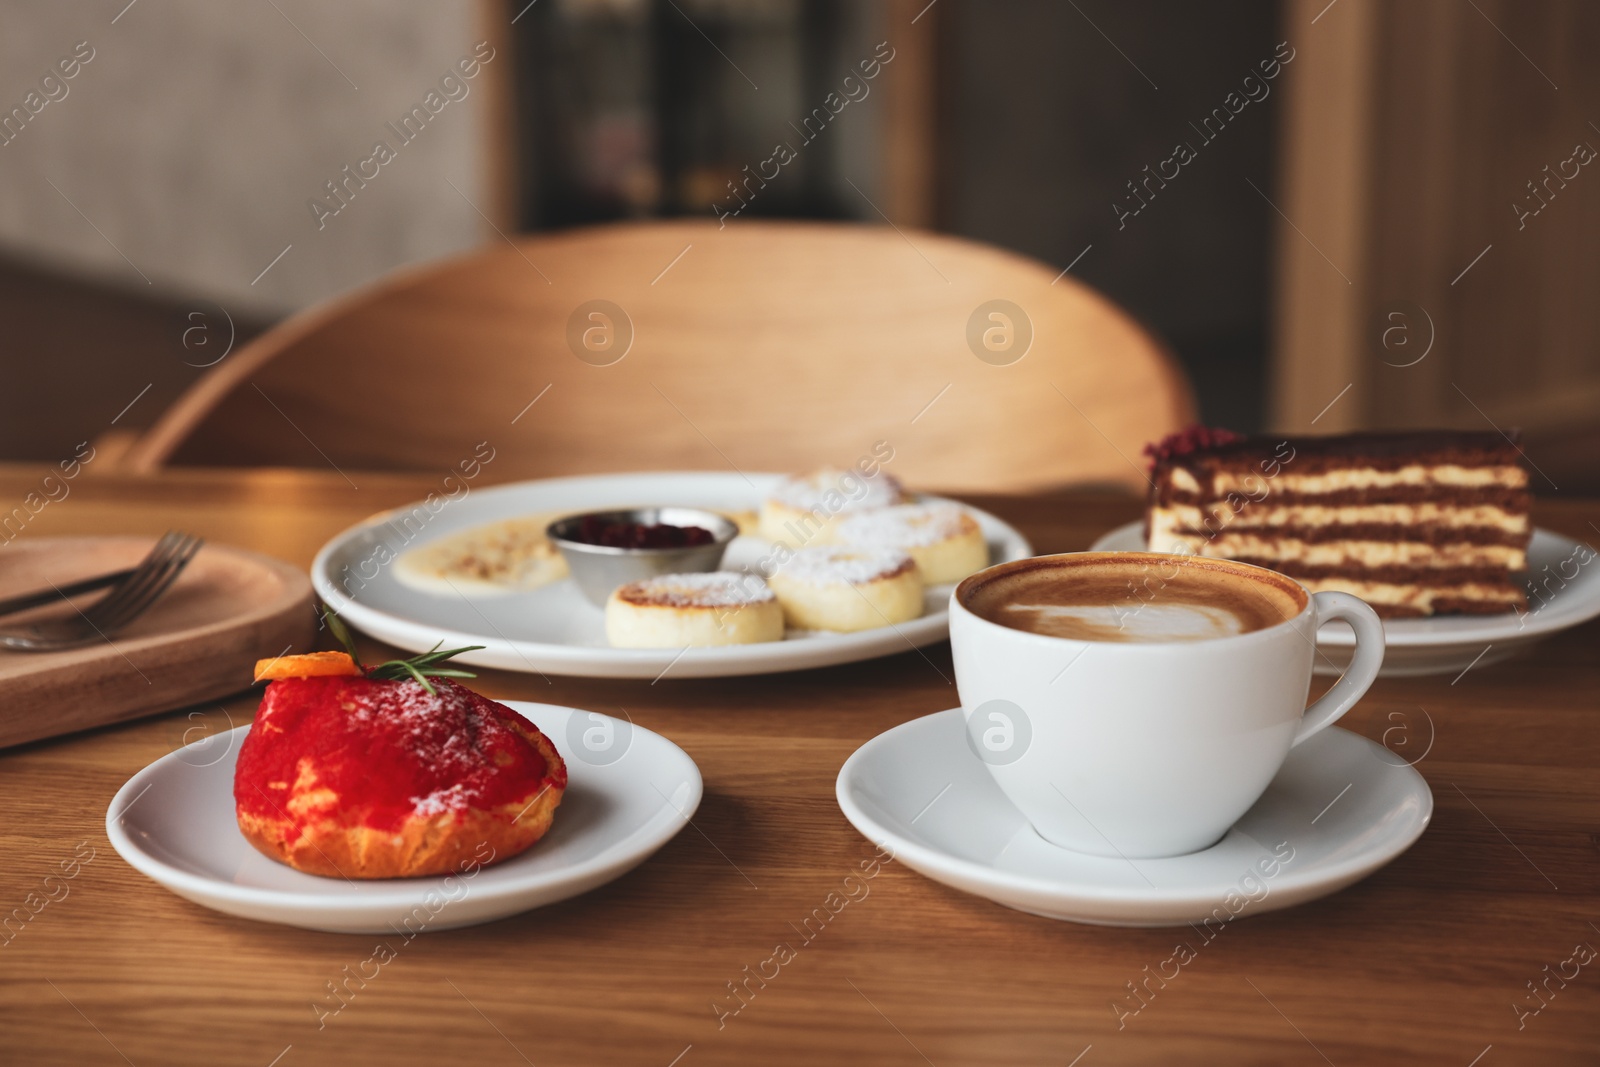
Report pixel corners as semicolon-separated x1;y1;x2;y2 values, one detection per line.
768;469;905;513
836;502;976;548
615;571;775;608
775;546;915;587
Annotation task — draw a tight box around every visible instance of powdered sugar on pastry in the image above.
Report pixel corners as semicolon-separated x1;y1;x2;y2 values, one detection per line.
774;546;916;587
834;503;989;585
606;571;784;648
769;469;906;513
836;503;974;547
613;571;776;608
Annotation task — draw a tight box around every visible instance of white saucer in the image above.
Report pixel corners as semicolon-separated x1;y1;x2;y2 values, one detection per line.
107;703;701;933
1091;520;1600;677
312;472;1032;679
836;709;1431;926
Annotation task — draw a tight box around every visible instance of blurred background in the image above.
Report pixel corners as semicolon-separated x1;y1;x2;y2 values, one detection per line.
3;0;1596;490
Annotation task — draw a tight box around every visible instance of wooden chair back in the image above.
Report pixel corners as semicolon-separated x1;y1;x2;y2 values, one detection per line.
124;221;1193;493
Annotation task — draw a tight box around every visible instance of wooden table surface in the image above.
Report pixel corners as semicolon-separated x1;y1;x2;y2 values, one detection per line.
2;465;1597;1066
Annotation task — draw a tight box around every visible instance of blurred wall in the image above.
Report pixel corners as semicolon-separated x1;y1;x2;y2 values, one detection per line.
938;0;1281;432
0;0;495;318
1270;0;1600;498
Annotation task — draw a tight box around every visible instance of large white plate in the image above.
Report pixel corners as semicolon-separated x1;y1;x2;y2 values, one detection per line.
312;472;1032;679
1091;521;1600;677
837;709;1432;926
106;703;700;933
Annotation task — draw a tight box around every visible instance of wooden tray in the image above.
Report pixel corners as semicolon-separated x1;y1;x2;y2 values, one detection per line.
0;537;314;748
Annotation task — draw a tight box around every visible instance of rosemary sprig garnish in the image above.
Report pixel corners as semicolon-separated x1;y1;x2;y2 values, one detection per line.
365;644;483;693
322;606;485;697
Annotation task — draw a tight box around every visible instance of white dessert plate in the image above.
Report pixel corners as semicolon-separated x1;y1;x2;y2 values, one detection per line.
312;472;1032;679
107;703;701;933
836;709;1431;927
1091;521;1600;676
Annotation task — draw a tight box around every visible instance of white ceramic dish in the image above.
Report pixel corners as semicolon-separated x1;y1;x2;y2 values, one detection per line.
312;472;1032;679
107;703;700;933
1090;521;1600;676
836;709;1432;927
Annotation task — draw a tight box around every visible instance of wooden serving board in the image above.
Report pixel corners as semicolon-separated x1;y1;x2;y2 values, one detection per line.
0;537;314;748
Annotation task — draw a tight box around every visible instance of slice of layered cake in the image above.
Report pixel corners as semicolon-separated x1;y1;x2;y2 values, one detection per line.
1145;428;1532;617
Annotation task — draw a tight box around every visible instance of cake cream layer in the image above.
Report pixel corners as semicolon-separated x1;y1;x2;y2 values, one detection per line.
1166;463;1528;497
1150;530;1527;572
1293;576;1525;615
1157;486;1532;512
1154;501;1529;536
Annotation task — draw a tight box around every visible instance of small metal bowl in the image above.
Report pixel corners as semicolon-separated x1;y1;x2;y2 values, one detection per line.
547;506;739;607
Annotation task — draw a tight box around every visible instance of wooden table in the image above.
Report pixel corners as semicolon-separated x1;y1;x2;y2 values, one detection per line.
2;465;1597;1066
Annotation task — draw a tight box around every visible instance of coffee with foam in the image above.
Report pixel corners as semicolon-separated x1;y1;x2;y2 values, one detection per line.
958;553;1306;643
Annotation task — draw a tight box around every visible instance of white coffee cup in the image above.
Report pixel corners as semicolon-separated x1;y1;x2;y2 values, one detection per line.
950;552;1385;859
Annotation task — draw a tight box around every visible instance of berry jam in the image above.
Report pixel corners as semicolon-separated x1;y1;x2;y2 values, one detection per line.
235;677;563;834
572;516;717;549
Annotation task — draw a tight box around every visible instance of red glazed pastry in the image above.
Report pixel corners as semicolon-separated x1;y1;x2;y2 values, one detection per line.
234;630;565;879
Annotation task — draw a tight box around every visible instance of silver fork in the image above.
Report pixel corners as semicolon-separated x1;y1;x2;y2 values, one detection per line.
0;532;204;651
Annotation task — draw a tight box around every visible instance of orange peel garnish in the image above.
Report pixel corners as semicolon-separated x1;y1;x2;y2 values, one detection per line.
254;651;363;682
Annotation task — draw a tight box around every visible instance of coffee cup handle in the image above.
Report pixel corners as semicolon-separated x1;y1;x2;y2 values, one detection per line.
1291;591;1386;747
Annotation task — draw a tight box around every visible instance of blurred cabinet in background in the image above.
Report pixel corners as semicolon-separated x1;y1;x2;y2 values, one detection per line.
509;0;934;228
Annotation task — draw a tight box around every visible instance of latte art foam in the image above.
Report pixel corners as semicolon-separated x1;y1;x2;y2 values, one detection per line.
999;601;1254;642
960;553;1307;643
